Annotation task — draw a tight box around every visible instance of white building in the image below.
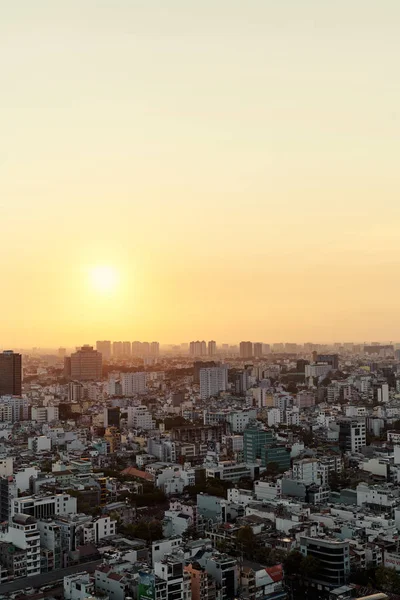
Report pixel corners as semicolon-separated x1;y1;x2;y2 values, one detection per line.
28;435;52;452
64;572;94;600
226;409;257;433
285;407;300;426
127;405;155;430
31;406;59;423
152;537;183;565
292;458;320;485
12;494;77;519
254;480;281;501
200;367;228;400
14;466;40;492
0;457;13;477
3;514;41;577
154;555;192;600
0;396;29;421
121;372;147;396
82;515;116;544
267;408;281;427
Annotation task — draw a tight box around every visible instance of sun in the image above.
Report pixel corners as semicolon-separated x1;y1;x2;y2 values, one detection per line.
89;265;119;294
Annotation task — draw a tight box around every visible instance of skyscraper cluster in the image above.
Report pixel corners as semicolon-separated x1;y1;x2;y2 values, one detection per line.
96;340;160;359
189;340;217;357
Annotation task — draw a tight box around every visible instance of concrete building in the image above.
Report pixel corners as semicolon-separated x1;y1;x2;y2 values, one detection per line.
292;458;320;485
69;345;102;381
338;419;366;453
199;367;228;400
127;405;154;430
121;372;147;395
12;494;77;519
0;351;22;396
3;514;41;577
0;395;29;421
300;536;350;589
208;341;217;357
28;435;52;453
96;341;112;360
154;554;192;600
31;406;59;423
240;342;253;359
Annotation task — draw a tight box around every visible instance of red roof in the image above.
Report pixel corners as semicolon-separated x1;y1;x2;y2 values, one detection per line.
265;565;283;582
121;467;154;481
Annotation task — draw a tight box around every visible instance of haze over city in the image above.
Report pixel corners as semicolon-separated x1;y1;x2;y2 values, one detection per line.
3;4;400;599
2;1;400;346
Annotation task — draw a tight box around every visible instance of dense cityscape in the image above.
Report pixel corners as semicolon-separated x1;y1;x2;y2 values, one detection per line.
3;1;399;600
0;341;399;600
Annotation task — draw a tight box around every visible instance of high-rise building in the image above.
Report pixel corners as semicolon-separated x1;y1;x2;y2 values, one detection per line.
190;341;207;357
316;353;339;370
207;341;217;356
96;341;111;360
69;346;102;381
127;405;154;429
0;396;29;421
193;361;217;384
112;341;123;358
121;372;147;396
199;367;228;400
239;342;253;359
58;348;66;359
142;342;150;356
253;343;263;358
132;341;142;356
122;341;132;357
243;426;274;463
104;407;120;428
150;342;160;356
0;351;22;396
338;418;366;453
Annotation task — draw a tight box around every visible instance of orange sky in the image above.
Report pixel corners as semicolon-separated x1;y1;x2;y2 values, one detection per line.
1;1;400;347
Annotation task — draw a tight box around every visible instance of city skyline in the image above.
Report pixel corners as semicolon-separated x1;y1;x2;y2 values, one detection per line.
2;1;400;346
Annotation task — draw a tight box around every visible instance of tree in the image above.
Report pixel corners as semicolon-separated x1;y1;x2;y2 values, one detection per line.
237;476;253;490
283;551;320;581
266;462;280;476
374;566;400;593
283;551;304;576
301;556;320;578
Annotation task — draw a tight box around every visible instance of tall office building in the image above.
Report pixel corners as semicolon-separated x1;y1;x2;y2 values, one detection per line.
199;367;228;400
69;346;102;381
142;342;150;356
208;341;217;356
239;341;253;359
150;342;160;356
58;348;66;359
112;341;123;359
122;342;132;357
96;341;111;360
243;426;274;463
253;343;263;358
0;351;22;396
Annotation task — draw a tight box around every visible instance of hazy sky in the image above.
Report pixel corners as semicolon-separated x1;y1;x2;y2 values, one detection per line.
1;1;400;347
